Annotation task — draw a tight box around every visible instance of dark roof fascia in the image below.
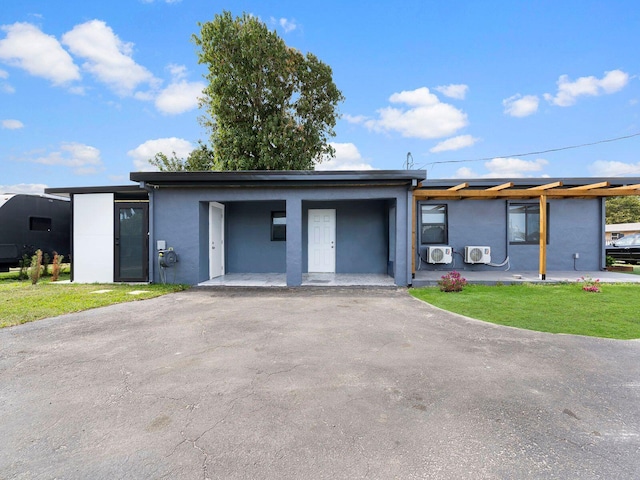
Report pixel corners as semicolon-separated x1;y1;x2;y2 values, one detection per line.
130;170;426;187
420;177;640;189
45;184;146;197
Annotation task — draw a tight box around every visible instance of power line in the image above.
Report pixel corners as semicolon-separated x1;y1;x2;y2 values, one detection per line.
416;131;640;170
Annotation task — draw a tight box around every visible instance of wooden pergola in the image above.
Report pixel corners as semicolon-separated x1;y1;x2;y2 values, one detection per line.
412;180;640;280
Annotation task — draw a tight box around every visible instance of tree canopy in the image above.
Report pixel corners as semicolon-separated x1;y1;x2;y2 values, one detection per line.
606;196;640;224
192;11;344;170
148;142;214;172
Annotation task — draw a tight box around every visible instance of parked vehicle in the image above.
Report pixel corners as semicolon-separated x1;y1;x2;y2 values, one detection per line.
0;193;71;272
606;233;640;265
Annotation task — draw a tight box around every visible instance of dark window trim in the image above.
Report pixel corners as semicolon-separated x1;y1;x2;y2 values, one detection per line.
419;203;448;245
508;202;549;245
29;216;52;232
271;211;286;241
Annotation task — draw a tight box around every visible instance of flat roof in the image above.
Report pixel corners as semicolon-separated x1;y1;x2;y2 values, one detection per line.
45;184;145;197
421;177;640;189
129;169;427;187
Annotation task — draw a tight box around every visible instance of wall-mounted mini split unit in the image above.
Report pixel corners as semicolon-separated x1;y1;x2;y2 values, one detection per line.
465;246;491;264
427;246;453;264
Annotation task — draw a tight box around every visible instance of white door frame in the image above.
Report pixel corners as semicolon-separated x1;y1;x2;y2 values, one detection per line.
308;209;336;273
209;202;225;279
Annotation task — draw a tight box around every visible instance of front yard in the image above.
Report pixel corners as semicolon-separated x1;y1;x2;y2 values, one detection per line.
411;282;640;339
0;271;187;328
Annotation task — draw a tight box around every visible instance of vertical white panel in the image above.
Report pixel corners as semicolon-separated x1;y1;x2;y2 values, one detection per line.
73;194;114;283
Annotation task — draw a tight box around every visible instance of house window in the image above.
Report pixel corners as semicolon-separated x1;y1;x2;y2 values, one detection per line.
29;216;52;232
271;211;286;241
508;204;548;244
420;204;447;244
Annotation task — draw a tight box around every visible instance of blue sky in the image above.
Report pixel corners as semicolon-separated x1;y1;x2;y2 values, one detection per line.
1;0;639;193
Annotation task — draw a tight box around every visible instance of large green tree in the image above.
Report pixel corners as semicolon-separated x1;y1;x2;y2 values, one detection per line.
148;142;215;172
606;196;640;224
192;11;344;170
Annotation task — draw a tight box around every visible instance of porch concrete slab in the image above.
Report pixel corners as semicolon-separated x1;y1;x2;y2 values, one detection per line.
412;269;640;286
199;273;287;287
199;273;395;287
1;288;639;479
303;273;395;286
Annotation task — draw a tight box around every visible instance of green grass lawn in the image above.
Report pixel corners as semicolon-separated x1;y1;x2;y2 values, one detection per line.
0;271;188;328
410;283;640;339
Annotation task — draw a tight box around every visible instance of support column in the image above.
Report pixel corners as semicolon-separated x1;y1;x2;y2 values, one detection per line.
286;197;303;286
539;195;547;280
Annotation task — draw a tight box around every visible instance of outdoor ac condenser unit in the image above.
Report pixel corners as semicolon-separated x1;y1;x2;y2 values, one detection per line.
464;246;491;264
427;246;452;264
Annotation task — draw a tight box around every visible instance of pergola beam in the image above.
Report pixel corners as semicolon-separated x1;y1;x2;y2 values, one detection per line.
414;187;640;199
569;181;610;190
486;182;514;191
448;183;469;191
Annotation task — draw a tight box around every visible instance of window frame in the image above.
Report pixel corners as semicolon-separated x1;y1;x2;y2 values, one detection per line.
419;203;448;245
271;211;286;241
508;203;549;245
29;216;52;232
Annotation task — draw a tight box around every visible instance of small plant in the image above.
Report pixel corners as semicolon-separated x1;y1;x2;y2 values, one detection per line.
606;255;616;267
51;253;64;282
18;254;31;280
438;270;467;292
578;275;601;293
29;249;43;285
42;252;51;277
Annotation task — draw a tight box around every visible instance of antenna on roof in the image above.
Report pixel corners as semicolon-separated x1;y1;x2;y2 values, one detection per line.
404;152;414;170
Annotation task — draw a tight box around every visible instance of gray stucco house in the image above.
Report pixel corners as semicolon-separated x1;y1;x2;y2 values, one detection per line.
47;170;424;287
45;172;640;286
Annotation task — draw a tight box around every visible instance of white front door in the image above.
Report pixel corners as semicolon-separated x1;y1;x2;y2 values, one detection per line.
308;209;336;273
209;202;225;279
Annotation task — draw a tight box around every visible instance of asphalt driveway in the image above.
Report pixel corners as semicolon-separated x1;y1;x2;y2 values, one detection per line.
1;287;639;479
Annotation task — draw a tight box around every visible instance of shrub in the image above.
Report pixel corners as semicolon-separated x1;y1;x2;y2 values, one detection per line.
51;253;64;282
438;271;467;292
605;255;616;267
578;275;601;293
29;249;43;285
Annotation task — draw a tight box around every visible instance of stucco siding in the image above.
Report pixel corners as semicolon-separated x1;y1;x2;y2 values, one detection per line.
417;198;603;272
149;185;410;285
226;201;287;273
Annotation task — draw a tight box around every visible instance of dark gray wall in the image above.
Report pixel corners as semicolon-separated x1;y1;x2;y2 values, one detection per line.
149;185;410;285
417;198;603;272
302;200;388;274
226;201;286;273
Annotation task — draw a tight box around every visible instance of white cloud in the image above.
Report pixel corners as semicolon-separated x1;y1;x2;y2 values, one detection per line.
435;84;468;100
154;64;205;115
316;143;374;171
31;142;103;175
0;68;7;78
503;94;539;117
62;20;158;96
365;87;468;139
343;114;368;124
430;135;478;153
588;160;640;176
2;119;24;129
127;137;193;171
544;69;629;107
0;22;81;86
454;157;548;178
155;81;204;114
270;17;298;33
1;183;48;194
